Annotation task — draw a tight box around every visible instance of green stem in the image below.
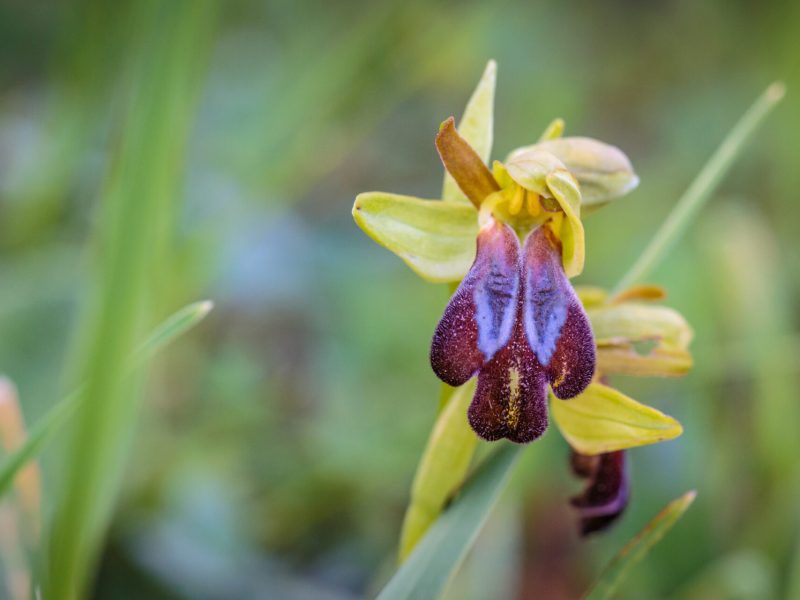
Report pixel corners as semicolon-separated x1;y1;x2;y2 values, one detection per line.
612;82;785;295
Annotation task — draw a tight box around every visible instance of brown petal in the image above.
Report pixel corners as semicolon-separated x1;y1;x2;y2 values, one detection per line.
522;227;595;399
435;117;500;207
430;220;520;386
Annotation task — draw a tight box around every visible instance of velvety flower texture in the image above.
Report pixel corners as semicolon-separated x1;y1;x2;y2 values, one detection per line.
430;218;596;443
570;449;629;535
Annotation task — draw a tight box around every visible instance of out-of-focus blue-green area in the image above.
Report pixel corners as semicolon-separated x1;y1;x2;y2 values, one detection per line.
0;1;798;598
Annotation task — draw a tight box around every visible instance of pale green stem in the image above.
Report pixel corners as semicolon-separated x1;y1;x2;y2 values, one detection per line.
612;82;785;295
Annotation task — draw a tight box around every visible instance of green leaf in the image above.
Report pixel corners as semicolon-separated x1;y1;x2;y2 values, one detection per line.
378;444;522;600
0;300;213;497
442;60;496;203
399;380;479;561
551;382;682;455
584;490;697;600
353;192;478;282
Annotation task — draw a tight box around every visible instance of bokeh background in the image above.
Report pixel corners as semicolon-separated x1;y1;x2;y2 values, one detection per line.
0;0;799;598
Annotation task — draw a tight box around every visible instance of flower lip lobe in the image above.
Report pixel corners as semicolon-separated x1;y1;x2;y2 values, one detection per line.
430;219;520;387
523;227;596;399
468;297;549;444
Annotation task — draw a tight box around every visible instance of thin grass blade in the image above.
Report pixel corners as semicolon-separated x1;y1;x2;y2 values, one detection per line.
584;490;697;600
613;83;785;294
0;300;213;497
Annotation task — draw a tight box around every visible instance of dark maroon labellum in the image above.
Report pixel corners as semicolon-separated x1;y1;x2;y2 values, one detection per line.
570;450;630;535
430;222;596;444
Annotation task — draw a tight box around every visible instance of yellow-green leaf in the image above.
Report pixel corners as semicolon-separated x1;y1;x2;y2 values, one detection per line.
551;383;683;455
443;60;497;203
399;379;479;561
353;192;478;283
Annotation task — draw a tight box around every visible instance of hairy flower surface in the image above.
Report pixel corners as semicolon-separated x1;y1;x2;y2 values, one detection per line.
430;219;595;443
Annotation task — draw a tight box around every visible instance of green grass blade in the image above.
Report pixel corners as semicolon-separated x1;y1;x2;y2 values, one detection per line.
133;300;214;363
377;444;522;600
0;300;213;497
0;391;80;499
612;83;785;295
44;4;217;593
584;490;697;600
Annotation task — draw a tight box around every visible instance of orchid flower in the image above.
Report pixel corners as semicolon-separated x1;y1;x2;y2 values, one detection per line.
354;62;637;444
352;61;693;549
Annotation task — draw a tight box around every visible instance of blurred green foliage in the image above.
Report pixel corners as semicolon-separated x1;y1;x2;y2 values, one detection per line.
0;0;797;598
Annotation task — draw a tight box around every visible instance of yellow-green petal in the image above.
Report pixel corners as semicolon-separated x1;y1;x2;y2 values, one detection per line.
545;170;585;277
353;192;478;283
442;60;496;203
505;149;567;197
552;383;683;455
538;117;565;142
590;303;692;347
508;137;639;206
399;379;479;561
589;303;693;377
596;345;693;377
504;150;585;277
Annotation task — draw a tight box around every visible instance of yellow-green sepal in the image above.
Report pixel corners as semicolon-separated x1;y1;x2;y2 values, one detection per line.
551;383;683;455
589;303;694;377
507;137;639;207
353;192;478;283
399;379;479;561
442;60;496;203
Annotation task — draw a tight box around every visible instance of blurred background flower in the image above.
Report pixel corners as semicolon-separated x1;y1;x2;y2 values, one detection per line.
0;1;797;598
